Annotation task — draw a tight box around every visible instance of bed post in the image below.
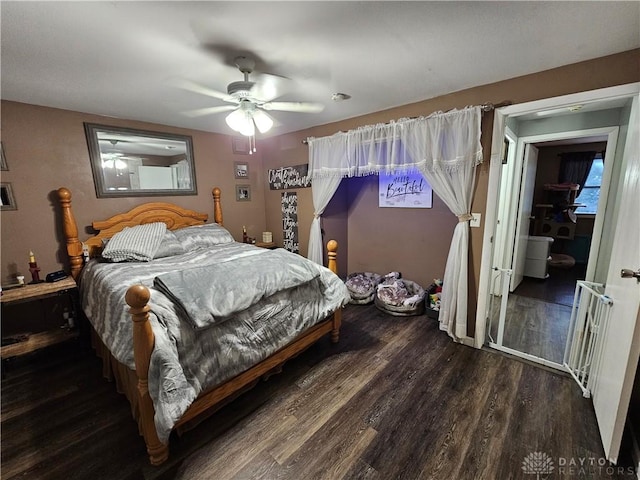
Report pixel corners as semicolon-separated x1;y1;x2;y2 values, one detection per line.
212;187;223;225
56;187;84;280
125;285;169;465
326;240;342;343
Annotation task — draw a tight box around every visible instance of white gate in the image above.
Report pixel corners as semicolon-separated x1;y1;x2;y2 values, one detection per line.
563;281;613;398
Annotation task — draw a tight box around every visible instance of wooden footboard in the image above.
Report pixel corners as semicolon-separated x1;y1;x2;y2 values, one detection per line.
125;240;342;465
124;285;168;464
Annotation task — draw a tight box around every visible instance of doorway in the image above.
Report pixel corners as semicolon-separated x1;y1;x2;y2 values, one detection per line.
487;135;613;368
475;85;636;369
476;84;640;464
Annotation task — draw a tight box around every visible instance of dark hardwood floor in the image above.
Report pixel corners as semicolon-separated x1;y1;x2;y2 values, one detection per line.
2;304;636;479
514;264;587;307
488;294;572;364
486;264;588;364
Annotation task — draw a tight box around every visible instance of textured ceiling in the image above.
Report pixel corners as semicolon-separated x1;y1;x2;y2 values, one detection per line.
2;1;639;137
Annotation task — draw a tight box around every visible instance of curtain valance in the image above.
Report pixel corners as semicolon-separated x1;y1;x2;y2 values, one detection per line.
307;106;482;178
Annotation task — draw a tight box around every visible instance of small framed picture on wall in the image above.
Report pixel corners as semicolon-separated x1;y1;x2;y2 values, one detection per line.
234;161;249;179
236;184;251;202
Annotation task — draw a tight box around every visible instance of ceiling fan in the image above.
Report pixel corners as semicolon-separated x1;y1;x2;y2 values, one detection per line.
177;56;324;137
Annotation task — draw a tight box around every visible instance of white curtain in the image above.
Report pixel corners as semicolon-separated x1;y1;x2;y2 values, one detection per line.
307;175;342;264
308;122;418;178
415;159;478;339
405;107;482;339
308;106;483;341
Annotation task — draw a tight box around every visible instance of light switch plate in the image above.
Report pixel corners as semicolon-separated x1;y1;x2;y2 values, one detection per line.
470;213;481;228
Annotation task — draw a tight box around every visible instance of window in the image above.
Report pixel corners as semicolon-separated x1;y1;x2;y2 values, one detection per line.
575;155;603;214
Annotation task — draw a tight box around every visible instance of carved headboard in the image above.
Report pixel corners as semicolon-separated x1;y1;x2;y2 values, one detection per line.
57;187;223;279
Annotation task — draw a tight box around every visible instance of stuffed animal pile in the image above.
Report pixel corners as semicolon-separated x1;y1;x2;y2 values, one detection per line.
427;279;443;311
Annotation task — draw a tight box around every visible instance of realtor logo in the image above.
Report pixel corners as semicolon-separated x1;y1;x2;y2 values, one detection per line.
522;451;555;479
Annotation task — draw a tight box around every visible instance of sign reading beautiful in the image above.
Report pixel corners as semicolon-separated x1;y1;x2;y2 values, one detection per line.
268;164;312;190
379;170;433;208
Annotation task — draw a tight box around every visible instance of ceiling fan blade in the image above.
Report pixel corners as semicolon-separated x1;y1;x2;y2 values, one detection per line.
182;105;238;117
172;79;234;103
249;73;292;102
261;101;325;113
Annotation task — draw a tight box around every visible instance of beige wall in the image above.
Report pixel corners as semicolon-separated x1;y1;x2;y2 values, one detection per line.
1;49;638;336
0;102;267;282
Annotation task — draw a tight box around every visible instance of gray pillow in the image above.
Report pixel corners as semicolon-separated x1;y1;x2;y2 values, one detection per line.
154;230;186;259
174;223;235;251
101;222;167;262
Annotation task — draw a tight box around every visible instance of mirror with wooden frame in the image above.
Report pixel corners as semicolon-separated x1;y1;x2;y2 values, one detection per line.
84;123;197;198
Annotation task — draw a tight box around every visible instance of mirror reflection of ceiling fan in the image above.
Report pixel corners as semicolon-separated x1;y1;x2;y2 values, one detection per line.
97;135;186;156
176;56;325;137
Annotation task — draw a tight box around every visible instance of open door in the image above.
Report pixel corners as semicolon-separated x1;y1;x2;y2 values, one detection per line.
510;144;538;291
491;131;517;296
590;95;640;463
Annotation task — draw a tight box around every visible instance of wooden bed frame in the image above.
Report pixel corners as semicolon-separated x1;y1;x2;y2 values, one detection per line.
56;186;342;465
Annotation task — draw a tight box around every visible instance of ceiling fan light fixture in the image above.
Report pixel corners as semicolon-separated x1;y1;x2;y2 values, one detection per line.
226;104;272;136
238;115;255;137
225;108;255;136
252;109;274;134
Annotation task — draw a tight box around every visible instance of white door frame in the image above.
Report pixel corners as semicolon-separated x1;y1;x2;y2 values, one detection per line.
487;126;618;368
475;82;640;349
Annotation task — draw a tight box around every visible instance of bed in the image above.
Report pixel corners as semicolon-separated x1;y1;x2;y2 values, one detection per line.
56;186;350;465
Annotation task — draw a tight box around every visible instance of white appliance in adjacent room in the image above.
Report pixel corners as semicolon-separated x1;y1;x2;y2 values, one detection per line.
524;236;554;279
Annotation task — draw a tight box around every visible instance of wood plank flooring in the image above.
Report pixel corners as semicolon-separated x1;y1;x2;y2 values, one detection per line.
486;265;586;365
489;294;571;364
1;304;636;479
514;265;586;308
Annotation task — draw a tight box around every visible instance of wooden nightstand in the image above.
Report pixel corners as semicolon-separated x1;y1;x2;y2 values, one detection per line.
254;241;277;249
1;277;79;360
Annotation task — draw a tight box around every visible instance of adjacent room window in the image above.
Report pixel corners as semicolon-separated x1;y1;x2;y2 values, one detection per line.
575;154;603;214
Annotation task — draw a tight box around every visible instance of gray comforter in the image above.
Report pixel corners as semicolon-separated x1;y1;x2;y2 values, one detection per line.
79;242;350;443
154;248;321;329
